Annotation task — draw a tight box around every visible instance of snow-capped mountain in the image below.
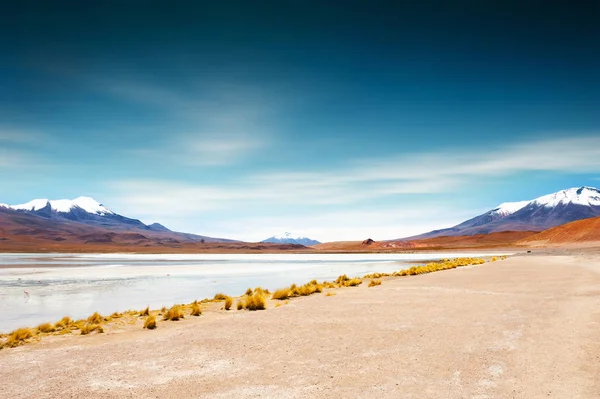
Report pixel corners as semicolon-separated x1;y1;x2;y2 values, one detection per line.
409;186;600;239
262;232;321;246
2;196;233;243
11;196;114;215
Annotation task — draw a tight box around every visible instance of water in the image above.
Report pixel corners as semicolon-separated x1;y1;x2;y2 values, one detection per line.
0;252;510;332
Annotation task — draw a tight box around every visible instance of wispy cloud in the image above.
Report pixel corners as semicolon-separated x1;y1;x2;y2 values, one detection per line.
80;74;276;166
105;135;600;230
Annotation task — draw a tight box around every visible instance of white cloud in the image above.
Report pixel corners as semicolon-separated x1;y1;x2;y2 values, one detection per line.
103;134;600;241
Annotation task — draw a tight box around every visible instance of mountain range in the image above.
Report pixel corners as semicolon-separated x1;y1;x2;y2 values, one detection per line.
408;186;600;239
262;232;321;246
0;196;233;248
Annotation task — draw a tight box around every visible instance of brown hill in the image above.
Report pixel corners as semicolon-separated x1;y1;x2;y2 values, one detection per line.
313;231;539;252
517;216;600;247
0;208;310;253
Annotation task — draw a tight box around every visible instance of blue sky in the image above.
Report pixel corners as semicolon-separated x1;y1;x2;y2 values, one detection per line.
2;1;600;241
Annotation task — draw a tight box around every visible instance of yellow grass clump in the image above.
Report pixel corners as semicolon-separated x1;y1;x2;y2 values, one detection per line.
237;300;244;310
37;323;55;333
214;293;228;300
87;312;103;324
325;291;336;296
272;287;291;300
253;286;271;295
163;305;184;321
80;323;103;335
224;296;233;310
244;287;253;296
140;306;150;316
244;293;267;311
191;302;202;316
5;328;34;348
391;257;486;277
346;278;362;287
55;316;73;330
491;256;498;262
144;315;157;329
272;280;323;300
368;279;382;287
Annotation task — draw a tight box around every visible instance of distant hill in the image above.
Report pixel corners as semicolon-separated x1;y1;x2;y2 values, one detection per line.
407;186;600;239
0;196;235;249
262;232;321;246
517;216;600;247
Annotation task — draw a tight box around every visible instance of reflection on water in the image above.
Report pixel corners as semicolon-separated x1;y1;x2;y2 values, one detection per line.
0;252;509;332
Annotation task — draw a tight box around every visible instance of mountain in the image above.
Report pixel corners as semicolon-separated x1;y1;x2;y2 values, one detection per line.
2;196;234;244
517;216;600;247
262;232;321;246
409;186;600;239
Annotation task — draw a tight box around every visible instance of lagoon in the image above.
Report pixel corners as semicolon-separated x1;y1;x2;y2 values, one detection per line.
0;252;511;332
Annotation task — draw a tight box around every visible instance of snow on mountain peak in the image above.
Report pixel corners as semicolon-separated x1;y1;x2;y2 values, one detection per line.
532;186;600;207
274;232;306;240
11;197;114;215
489;186;600;216
490;201;530;217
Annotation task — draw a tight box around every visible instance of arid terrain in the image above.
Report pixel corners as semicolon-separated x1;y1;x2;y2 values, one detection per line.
1;251;599;398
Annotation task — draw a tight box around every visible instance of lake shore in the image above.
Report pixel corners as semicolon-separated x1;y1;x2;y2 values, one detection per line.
1;251;599;398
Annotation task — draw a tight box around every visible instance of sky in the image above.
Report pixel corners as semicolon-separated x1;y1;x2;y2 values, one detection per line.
2;1;600;242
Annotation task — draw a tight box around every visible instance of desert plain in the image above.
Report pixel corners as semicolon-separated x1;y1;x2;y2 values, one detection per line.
1;250;599;399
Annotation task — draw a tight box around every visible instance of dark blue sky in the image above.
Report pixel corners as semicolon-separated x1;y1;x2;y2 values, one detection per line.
2;1;600;240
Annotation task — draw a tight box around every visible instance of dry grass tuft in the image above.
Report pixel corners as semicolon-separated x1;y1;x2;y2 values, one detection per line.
37;323;55;333
237;299;244;310
191;302;202;316
144;315;157;329
368;279;382;287
140;306;150;316
87;312;103;324
244;293;267;311
55;316;73;330
325;291;336;296
224;296;233;310
80;323;103;335
6;328;34;348
163;305;184;321
272;287;291;300
213;293;228;300
253;286;271;295
346;278;362;287
244;287;253;296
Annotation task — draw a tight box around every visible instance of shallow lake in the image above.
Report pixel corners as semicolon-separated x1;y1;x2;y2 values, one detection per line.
0;252;511;332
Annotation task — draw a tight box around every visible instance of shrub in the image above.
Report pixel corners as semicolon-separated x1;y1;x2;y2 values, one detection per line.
335;274;350;285
253;286;270;295
140;306;150;316
87;312;103;324
491;256;498;262
244;293;266;311
272;288;291;300
6;328;33;347
191;302;201;316
55;316;72;330
214;293;228;300
224;297;233;310
37;323;55;333
244;288;253;296
346;278;362;287
144;315;157;329
368;279;382;287
237;300;244;310
163;305;184;321
80;323;103;335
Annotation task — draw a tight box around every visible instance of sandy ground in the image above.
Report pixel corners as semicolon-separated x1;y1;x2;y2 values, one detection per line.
1;253;599;399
